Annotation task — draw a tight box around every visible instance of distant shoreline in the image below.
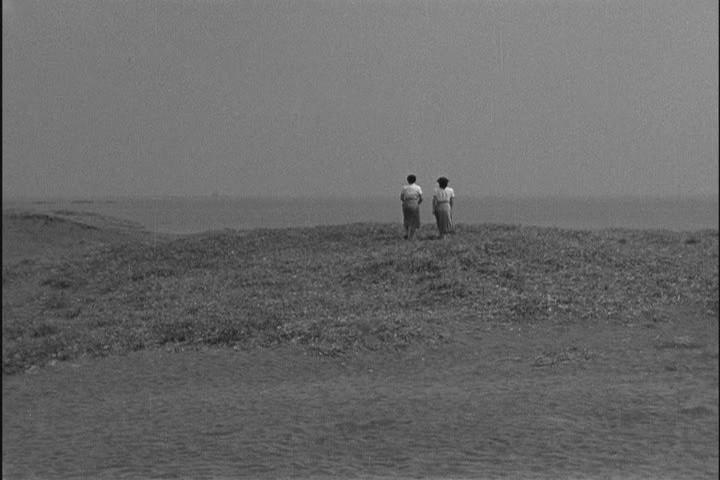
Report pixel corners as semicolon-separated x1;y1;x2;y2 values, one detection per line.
3;195;717;233
4;193;719;203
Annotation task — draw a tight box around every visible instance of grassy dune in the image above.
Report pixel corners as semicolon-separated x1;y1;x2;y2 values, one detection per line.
2;210;718;374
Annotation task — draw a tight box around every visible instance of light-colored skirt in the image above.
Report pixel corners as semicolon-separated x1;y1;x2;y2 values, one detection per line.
402;200;421;230
434;203;453;234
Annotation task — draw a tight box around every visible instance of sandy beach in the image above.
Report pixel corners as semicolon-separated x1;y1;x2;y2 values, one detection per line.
2;209;718;479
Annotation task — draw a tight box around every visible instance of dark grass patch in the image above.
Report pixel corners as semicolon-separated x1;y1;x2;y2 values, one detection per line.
40;272;88;290
2;269;19;286
6;212;99;230
52;210;104;218
678;406;715;417
40;277;75;290
130;267;176;281
28;321;60;338
532;345;595;367
421;277;471;302
510;295;555;322
655;339;705;350
64;306;82;319
43;293;71;310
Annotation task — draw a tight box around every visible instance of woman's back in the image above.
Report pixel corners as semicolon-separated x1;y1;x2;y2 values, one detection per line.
433;187;454;202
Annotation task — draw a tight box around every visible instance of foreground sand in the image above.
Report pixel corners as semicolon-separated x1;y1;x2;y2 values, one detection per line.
2;210;718;478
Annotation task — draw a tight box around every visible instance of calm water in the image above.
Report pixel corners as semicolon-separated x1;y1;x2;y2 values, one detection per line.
3;195;718;234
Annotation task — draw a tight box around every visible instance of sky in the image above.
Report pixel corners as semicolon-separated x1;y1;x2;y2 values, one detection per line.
2;0;718;199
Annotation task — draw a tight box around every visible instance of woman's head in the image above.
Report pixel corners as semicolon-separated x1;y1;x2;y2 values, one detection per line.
437;177;449;188
406;174;417;184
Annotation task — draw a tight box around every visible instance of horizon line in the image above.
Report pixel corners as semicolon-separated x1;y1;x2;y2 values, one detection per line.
3;193;719;203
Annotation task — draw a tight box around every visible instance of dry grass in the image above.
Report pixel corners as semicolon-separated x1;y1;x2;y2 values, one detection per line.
2;211;718;374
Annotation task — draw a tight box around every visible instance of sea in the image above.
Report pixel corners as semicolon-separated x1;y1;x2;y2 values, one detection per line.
2;195;718;234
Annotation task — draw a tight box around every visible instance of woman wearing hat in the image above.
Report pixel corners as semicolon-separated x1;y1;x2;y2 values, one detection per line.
432;177;455;238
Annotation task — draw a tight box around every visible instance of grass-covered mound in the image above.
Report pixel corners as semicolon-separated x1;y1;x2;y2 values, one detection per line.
2;211;718;374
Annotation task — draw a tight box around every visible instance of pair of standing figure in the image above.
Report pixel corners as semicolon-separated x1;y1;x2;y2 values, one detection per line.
400;174;455;240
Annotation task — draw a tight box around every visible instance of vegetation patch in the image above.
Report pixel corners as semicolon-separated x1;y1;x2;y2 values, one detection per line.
2;212;718;374
655;337;705;350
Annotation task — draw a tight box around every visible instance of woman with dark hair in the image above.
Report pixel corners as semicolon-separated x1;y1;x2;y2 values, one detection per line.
432;176;455;238
400;174;423;240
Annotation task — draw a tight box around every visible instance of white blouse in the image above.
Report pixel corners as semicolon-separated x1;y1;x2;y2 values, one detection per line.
433;187;455;202
401;184;423;201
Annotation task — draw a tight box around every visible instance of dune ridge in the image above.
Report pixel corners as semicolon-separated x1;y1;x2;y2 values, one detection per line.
2;209;717;374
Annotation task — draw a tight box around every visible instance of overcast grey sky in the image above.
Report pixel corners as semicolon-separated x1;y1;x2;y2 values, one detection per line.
2;0;717;199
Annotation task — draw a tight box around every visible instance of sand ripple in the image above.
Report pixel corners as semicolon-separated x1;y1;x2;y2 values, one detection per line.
3;339;717;479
